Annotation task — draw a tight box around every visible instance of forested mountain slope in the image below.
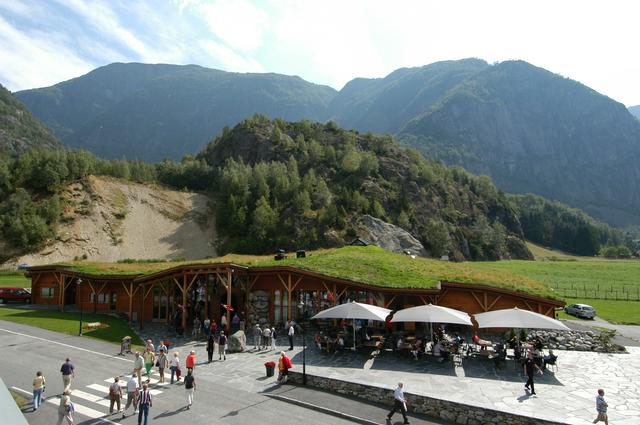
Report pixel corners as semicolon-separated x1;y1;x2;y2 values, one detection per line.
0;84;59;155
396;61;640;227
198;116;532;260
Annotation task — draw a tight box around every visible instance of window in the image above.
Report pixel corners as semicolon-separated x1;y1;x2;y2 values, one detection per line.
90;293;109;303
41;287;55;298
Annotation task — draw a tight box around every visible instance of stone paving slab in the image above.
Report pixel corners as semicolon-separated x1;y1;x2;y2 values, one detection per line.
137;324;640;425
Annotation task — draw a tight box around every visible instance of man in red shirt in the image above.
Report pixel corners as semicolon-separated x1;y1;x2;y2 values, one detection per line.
186;350;196;373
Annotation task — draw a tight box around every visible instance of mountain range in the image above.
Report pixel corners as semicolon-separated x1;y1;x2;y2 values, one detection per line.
14;59;640;226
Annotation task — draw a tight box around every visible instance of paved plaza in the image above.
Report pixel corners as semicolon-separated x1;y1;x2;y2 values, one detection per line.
140;324;640;425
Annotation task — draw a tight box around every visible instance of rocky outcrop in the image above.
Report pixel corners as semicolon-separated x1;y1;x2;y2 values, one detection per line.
228;330;247;352
357;215;427;256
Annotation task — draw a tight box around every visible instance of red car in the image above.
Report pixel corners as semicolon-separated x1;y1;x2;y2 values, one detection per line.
0;287;32;304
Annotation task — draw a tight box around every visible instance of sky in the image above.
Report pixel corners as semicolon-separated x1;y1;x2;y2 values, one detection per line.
1;0;639;106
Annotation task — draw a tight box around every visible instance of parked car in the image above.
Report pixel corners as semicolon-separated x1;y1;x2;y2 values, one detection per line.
17;263;31;270
564;303;596;319
0;287;32;304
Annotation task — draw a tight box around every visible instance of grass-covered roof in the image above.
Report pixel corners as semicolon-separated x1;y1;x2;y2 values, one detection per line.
47;246;555;299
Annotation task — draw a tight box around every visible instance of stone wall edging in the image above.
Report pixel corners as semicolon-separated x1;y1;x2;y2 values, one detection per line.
287;371;567;425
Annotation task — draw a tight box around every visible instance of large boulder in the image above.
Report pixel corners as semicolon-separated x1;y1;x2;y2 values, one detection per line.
358;215;427;256
228;330;247;353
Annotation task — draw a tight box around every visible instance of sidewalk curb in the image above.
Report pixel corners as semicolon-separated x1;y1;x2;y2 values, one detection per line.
265;393;381;425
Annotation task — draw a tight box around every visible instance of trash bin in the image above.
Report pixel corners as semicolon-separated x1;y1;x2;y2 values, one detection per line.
265;363;275;377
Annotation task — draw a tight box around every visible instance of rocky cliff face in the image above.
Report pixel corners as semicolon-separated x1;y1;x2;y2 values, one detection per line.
357;215;427;256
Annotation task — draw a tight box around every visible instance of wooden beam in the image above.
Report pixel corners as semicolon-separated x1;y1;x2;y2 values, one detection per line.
181;274;188;331
290;275;303;292
140;284;145;330
523;300;534;312
384;295;396;308
544;305;554;317
419;295;429;305
470;291;486;311
31;273;41;288
486;294;502;311
128;282;134;326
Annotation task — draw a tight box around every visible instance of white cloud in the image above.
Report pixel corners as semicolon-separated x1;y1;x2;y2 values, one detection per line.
194;0;269;52
0;14;95;91
198;40;264;72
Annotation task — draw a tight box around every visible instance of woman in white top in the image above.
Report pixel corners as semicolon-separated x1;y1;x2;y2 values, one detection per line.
170;352;181;384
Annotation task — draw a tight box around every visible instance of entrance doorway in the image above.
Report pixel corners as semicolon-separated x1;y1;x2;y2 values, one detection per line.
153;286;170;322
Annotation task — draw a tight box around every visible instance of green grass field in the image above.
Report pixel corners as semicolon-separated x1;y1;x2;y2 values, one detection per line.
0;307;144;347
556;298;640;325
0;271;31;288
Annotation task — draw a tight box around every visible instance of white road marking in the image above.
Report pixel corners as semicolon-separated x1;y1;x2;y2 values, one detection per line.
0;327;133;363
72;389;112;408
11;386;117;424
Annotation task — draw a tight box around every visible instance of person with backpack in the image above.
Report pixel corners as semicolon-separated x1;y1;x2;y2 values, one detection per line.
184;369;196;409
56;389;74;425
156;349;169;383
108;376;122;414
218;331;227;360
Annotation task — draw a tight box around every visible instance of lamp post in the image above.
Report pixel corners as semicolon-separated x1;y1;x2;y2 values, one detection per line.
77;278;84;336
298;301;307;385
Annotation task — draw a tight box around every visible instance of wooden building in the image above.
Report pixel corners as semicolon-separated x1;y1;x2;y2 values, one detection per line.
27;262;564;331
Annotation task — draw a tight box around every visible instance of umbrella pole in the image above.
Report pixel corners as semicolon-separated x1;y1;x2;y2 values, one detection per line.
353;320;356;350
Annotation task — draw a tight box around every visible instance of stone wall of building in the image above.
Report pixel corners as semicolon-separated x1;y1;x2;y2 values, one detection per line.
287;371;566;425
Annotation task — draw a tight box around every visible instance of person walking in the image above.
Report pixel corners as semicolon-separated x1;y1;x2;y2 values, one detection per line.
206;333;215;363
221;314;228;333
143;348;155;382
56;389;74;425
253;324;262;350
133;352;144;387
170;351;181;384
108;376;122;415
270;326;277;351
524;351;543;395
387;382;409;424
192;317;201;339
288;321;295;350
593;389;609;424
122;372;139;418
32;371;46;411
60;358;75;393
277;351;293;384
218;331;227;360
186;350;196;373
210;319;218;338
203;317;211;339
184;369;196;409
137;383;152;425
262;325;272;350
157;349;169;383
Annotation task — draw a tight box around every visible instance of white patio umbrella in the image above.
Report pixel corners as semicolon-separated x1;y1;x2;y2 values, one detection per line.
391;304;472;326
310;301;391;348
474;307;570;331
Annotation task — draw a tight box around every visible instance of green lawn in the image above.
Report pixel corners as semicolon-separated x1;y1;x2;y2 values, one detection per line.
0;307;144;347
472;258;640;300
0;271;31;288
556;298;640;325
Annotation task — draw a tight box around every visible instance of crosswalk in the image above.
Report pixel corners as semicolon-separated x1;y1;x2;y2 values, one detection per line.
44;370;169;420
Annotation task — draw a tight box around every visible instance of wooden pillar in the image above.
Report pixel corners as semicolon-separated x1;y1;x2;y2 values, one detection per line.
128;282;134;326
226;269;232;331
204;278;209;320
287;274;292;321
181;274;188;331
140;284;145;330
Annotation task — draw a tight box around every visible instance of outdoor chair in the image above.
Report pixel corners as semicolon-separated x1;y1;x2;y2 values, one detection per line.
544;355;558;372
